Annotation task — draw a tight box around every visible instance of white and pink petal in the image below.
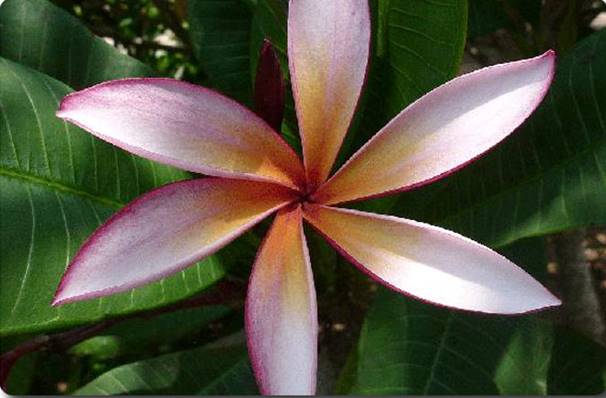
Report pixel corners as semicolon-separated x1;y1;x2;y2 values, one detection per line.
53;179;297;305
289;0;371;189
57;78;305;190
246;205;317;395
303;204;560;314
313;51;556;205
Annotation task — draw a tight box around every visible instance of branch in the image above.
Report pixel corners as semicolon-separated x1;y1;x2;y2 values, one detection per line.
0;279;245;389
553;229;606;346
0;320;119;389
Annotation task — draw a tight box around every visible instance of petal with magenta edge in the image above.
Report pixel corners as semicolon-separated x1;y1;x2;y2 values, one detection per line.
53;178;297;305
246;205;317;395
57;78;305;190
313;51;556;205
303;204;560;314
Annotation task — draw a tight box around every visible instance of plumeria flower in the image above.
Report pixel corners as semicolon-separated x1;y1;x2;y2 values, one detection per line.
53;0;560;395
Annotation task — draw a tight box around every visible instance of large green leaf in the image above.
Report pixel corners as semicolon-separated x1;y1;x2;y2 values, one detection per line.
389;29;606;248
187;0;253;105
0;0;152;89
547;327;606;394
351;289;512;394
74;342;258;395
340;0;468;168
352;290;606;395
0;58;225;336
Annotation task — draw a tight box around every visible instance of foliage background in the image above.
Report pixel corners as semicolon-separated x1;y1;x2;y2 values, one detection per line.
0;0;605;394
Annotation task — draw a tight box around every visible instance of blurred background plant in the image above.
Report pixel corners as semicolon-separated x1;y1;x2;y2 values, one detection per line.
1;0;605;395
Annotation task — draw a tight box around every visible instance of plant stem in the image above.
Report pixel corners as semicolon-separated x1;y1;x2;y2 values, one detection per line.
0;280;245;389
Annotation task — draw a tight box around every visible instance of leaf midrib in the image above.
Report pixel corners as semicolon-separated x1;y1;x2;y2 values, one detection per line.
0;166;123;208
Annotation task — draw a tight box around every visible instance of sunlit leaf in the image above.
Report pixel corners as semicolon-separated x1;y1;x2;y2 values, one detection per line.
0;0;152;89
75;342;258;395
0;58;225;336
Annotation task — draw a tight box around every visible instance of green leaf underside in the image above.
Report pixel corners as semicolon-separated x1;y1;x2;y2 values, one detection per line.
188;0;253;105
0;0;152;90
0;58;225;336
386;29;606;248
74;344;258;395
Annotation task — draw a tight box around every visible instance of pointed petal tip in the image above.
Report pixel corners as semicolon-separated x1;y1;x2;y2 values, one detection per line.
55;95;71;118
543;48;556;59
50;297;62;307
512;274;561;315
51;277;70;307
261;37;275;52
50;295;71;307
490;286;560;315
536;48;557;87
51;274;119;307
51;290;79;307
531;290;562;311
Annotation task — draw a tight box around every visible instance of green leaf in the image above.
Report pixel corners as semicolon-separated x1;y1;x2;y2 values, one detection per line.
547;327;606;394
188;0;253;104
74;342;258;395
352;288;509;394
0;0;152;89
341;0;467;169
352;289;606;395
0;58;225;336
249;0;288;78
70;306;231;360
493;320;552;394
390;29;606;248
